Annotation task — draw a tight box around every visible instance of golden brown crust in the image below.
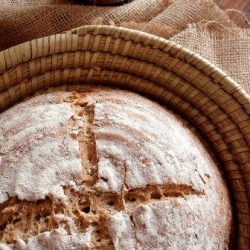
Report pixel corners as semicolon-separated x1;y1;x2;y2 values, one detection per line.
0;88;232;250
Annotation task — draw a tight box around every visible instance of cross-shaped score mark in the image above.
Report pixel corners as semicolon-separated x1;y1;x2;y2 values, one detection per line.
0;94;205;249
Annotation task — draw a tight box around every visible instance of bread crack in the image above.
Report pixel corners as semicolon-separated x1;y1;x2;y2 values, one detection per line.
123;184;204;213
67;93;116;249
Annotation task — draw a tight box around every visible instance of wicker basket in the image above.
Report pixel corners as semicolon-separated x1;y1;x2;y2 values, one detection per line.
0;25;249;249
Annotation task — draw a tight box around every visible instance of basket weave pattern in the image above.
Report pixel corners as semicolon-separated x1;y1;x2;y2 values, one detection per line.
0;25;249;249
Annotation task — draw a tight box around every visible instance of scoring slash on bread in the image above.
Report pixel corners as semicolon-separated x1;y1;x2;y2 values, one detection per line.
0;87;232;250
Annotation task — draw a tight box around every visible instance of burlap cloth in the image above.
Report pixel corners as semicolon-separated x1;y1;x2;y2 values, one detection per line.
0;0;249;92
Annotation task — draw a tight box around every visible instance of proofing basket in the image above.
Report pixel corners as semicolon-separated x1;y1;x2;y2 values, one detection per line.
0;25;249;249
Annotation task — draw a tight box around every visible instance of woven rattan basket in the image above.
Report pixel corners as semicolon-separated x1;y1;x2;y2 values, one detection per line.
0;25;249;249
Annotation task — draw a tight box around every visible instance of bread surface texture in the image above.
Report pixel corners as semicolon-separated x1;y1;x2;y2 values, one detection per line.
0;88;232;250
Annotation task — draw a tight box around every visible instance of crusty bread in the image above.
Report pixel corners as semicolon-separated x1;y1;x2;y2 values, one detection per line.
0;87;232;250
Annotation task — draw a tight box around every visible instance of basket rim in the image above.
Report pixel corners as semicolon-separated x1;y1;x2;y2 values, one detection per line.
1;24;249;107
0;25;250;249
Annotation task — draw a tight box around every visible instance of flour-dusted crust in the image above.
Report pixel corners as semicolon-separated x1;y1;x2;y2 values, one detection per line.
0;92;83;204
0;88;232;250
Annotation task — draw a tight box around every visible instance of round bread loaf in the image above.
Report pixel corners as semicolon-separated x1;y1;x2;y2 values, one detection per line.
0;87;232;250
